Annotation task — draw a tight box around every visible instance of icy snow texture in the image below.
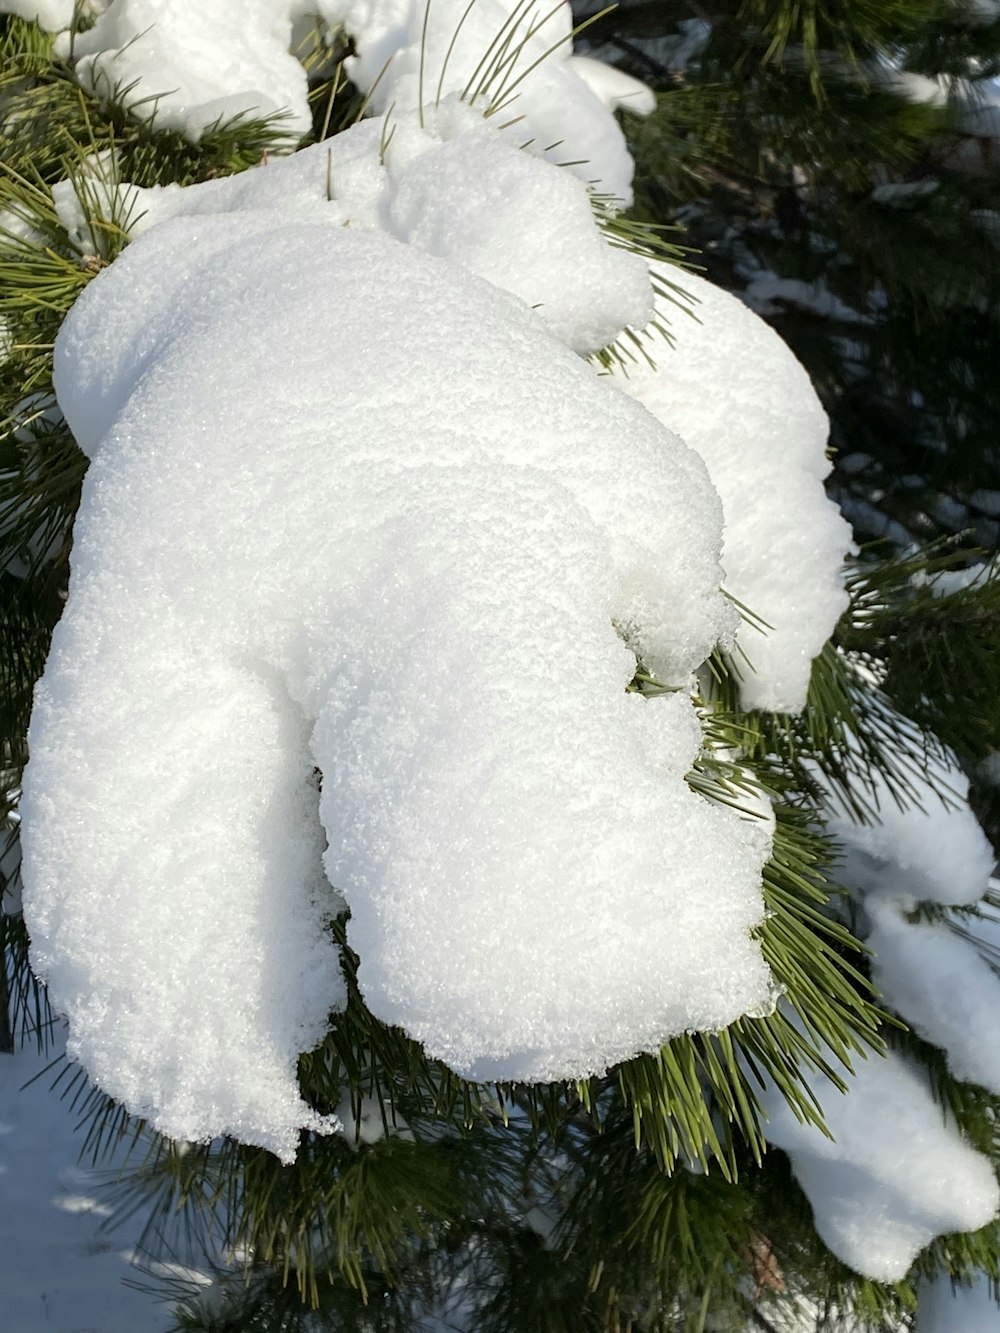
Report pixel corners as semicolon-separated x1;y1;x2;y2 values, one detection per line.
758;1042;999;1280
866;902;1000;1097
612;263;852;713
54;106;653;357
20;0;642;200
821;734;995;907
22;214;773;1157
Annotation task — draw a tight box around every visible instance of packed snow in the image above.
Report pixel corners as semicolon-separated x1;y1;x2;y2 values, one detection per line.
612;262;852;713
21;206;777;1157
757;1040;1000;1281
7;0;650;201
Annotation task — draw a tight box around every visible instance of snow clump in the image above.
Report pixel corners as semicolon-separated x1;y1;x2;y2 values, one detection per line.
866;900;1000;1098
51;103;654;356
757;1040;999;1281
820;728;995;908
16;0;852;1165
613;262;853;713
21;210;774;1158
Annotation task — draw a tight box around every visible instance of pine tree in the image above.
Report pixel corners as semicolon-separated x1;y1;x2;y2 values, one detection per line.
1;3;999;1331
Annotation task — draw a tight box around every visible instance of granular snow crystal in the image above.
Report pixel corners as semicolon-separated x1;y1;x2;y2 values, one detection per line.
21;213;774;1158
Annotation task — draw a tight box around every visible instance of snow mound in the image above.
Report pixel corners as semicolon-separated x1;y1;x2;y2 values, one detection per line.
22;214;772;1157
612;263;852;713
54;105;653;357
758;1041;999;1281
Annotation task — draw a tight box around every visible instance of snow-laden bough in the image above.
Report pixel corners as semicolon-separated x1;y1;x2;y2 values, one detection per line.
21;213;775;1161
10;0;646;202
756;1036;999;1281
613;264;853;714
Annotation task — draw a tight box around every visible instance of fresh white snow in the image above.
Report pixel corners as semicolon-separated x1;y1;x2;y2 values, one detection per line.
611;262;852;713
10;1;999;1304
51;103;655;356
820;724;995;908
8;0;649;201
757;1040;999;1282
22;210;774;1158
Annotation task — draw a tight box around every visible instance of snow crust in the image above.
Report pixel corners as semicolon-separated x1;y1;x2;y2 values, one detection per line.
22;212;774;1156
758;1042;999;1281
53;104;653;356
612;263;852;712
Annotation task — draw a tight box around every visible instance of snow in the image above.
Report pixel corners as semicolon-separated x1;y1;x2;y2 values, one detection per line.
565;55;656;116
757;1041;1000;1282
923;557;998;597
819;728;995;908
611;263;852;713
0;1036;175;1333
21;209;774;1157
10;0;643;201
52;103;654;356
62;0;314;142
741;272;874;325
866;901;1000;1097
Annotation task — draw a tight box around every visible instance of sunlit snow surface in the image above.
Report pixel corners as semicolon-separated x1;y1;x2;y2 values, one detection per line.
0;1037;174;1333
8;0;644;201
757;1040;999;1282
614;263;852;713
53;105;654;357
21;215;774;1159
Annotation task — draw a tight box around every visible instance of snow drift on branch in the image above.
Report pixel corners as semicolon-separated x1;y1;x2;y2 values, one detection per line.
757;1037;999;1281
11;0;648;202
614;263;853;714
54;103;654;357
21;213;773;1159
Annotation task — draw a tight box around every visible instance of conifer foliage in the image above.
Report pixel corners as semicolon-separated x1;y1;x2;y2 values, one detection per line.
1;2;999;1330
